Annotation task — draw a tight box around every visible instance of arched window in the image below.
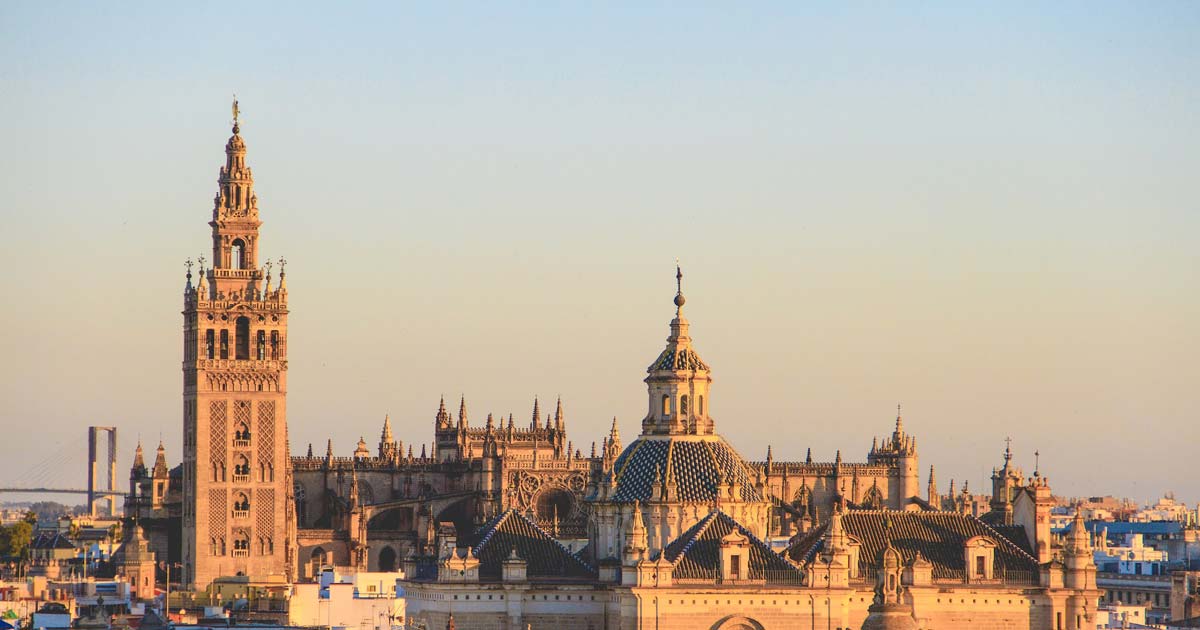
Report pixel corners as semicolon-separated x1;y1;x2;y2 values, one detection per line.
232;531;250;557
680;395;689;416
270;330;279;359
294;483;308;525
233;492;250;515
231;239;245;270
233;454;250;480
235;317;250;360
205;330;215;360
378;547;397;572
256;330;266;360
698;395;704;415
661;394;671;417
310;547;326;580
220;330;229;359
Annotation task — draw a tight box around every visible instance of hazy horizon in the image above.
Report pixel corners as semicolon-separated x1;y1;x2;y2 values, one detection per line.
1;3;1197;506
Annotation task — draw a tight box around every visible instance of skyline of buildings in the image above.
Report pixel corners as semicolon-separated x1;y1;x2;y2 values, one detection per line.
3;4;1197;506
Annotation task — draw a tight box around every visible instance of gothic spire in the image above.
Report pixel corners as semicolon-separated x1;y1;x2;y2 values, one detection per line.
131;440;146;474
435;396;452;429
458;396;468;430
554;397;565;432
153;440;169;477
531;398;541;430
381;414;393;442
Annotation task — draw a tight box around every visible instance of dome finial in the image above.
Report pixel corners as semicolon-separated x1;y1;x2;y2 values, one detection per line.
231;94;241;134
673;259;685;308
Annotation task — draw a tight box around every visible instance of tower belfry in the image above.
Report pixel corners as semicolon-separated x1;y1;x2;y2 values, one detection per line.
182;103;294;588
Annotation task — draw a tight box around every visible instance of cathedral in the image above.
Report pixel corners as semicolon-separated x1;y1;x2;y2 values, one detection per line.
124;110;1103;629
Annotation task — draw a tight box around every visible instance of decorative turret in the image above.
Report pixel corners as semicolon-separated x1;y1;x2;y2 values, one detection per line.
866;405;920;509
153;441;169;478
131;441;147;478
378;415;398;460
990;438;1023;519
642;265;713;436
348;465;360;509
554;397;565;432
862;539;918;630
622;500;648;567
927;465;938;506
435;397;452;430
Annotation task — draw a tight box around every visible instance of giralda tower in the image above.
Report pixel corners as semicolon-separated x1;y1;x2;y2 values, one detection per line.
181;102;294;588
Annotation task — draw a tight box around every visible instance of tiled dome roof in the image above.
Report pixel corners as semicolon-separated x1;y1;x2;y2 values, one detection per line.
608;436;762;503
648;346;710;371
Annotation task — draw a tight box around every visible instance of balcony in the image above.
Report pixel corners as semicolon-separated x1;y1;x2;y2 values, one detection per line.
232;510;250;520
232;474;250;483
232;549;250;558
233;439;251;448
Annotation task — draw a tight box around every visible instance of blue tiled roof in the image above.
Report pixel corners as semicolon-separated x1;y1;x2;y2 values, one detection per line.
609;436;762;504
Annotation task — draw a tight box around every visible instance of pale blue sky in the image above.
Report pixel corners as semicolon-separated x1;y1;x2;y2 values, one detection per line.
1;3;1197;505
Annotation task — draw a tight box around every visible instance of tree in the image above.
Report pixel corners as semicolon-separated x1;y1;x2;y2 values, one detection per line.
0;522;33;559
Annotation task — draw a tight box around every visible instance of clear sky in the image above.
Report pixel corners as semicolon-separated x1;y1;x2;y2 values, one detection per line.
1;3;1197;506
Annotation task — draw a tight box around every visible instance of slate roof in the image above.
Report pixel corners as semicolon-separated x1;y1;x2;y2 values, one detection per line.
465;509;596;581
30;532;77;550
608;436;763;503
787;511;1040;583
659;511;805;584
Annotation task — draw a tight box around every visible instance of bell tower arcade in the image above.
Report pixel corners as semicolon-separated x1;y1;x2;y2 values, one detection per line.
182;101;294;588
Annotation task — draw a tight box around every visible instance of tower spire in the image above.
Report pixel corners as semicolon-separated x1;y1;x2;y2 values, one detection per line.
209;98;264;299
132;440;146;472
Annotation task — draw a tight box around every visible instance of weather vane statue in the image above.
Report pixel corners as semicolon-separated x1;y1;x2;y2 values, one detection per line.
232;94;240;130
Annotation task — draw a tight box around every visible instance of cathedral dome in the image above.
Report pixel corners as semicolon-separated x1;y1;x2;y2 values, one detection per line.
608;435;762;503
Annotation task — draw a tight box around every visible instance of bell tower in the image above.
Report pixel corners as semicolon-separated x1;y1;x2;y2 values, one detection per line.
182;100;294;588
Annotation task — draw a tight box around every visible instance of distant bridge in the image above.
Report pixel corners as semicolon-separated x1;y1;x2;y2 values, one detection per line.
0;487;123;497
1;427;123;514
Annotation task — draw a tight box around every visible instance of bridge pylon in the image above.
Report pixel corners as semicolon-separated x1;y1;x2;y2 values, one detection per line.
88;426;118;517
